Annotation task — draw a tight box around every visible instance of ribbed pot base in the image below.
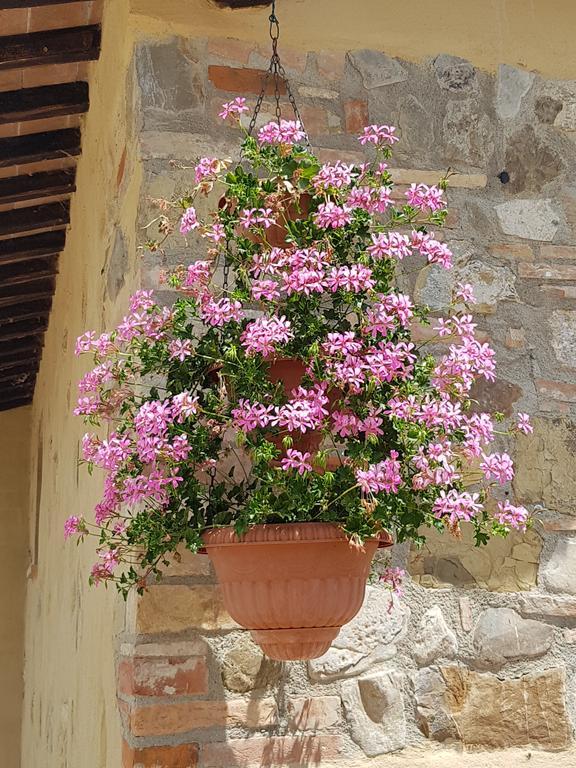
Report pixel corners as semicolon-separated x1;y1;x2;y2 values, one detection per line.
201;523;393;661
250;627;340;661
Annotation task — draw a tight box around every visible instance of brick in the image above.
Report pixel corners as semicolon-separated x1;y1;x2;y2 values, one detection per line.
535;379;576;402
344;99;369;134
287;697;341;731
249;45;307;76
163;546;211;578
208;65;287;95
299;105;329;136
208;38;252;66
201;735;342;768
28;1;92;32
459;597;473;632
129;698;277;737
135;585;238;633
542;284;576;299
118;655;209;697
541;244;576;260
505;327;526;349
0;9;28;36
489;243;533;261
520;594;576;619
542;516;576;532
519;263;576;280
122;741;198;768
120;640;208;658
390;168;487;188
316;50;346;82
22;62;81;89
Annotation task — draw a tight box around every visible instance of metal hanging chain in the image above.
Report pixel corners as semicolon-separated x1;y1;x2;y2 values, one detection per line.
246;0;309;143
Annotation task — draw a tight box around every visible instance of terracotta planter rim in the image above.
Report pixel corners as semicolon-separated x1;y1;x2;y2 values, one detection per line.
201;522;393;548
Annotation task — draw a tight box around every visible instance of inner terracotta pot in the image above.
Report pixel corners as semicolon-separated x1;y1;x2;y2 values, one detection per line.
220;193;312;249
201;522;393;660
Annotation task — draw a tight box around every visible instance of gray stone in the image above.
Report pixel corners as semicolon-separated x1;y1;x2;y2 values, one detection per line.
549;310;576;367
472;607;554;667
540;538;576;595
433;55;476;92
555;101;576;131
135;39;205;130
504;125;563;193
308;587;409;681
341;671;406;756
535;95;563;124
416;258;516;312
413;606;458;666
495;199;560;241
348;49;407;89
221;634;283;693
496;64;535;119
442;99;494;166
413;666;457;741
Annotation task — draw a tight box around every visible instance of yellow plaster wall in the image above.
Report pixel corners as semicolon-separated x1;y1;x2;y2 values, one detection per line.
0;407;30;768
129;0;576;78
19;0;142;766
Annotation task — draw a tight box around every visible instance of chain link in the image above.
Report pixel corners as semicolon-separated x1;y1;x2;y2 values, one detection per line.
246;0;309;144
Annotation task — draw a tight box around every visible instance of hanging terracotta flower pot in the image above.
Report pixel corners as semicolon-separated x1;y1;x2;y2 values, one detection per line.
201;522;393;660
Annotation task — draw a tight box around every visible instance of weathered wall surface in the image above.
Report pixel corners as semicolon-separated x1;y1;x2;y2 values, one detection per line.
118;25;576;768
19;1;142;767
0;407;30;768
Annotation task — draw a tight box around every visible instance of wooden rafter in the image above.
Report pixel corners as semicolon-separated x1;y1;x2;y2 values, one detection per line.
0;26;101;71
0;82;89;125
0;128;81;168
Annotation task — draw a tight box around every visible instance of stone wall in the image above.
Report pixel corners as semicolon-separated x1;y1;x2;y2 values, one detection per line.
118;35;576;767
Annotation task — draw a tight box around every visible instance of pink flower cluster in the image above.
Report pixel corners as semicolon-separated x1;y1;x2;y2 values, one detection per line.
258;119;306;145
356;452;403;494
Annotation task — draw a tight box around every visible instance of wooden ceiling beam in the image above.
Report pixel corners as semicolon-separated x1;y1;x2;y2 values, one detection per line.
0;304;52;328
0;81;89;125
0;128;81;168
0;200;69;237
0;169;76;205
0;230;65;263
0;337;43;359
0;0;84;6
0;26;101;71
0;255;57;281
0;316;48;341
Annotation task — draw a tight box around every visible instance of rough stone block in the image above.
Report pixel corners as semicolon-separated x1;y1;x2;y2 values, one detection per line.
496;199;560;241
341;671;406;756
496;64;535;120
413;606;458;666
287;697;341;731
162;546;211;578
514;417;576;510
135;40;206;130
136;585;239;634
409;524;542;592
208;65;287;95
505;328;526;349
471;608;554;667
549;310;576;367
201;735;342;767
122;741;199;768
348;49;407;88
415;666;571;749
540;538;576;594
433;54;477;92
129;697;277;737
308;587;409;680
442;98;494;166
222;634;283;693
416;260;516;313
315;50;346;82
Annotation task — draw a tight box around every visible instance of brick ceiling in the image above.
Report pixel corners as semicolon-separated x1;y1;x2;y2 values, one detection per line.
0;0;101;411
